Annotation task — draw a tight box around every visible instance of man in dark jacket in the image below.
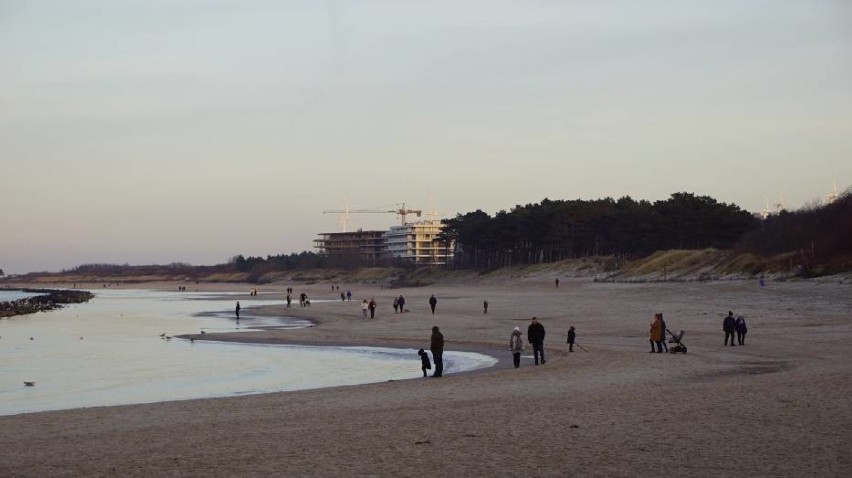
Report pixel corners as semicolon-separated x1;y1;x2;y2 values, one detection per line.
723;311;737;347
430;326;444;377
528;317;546;365
428;294;438;314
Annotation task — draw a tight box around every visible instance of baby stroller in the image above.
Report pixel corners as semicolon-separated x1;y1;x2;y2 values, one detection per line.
665;328;687;354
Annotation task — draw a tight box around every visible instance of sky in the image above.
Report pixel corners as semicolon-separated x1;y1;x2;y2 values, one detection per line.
2;1;851;274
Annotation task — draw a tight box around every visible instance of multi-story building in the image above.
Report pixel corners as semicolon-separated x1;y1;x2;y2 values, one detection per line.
313;229;386;266
383;220;452;266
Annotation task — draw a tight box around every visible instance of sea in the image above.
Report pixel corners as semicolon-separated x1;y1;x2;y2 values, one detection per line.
0;289;497;416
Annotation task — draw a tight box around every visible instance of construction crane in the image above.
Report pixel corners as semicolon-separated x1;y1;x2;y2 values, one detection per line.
323;203;423;229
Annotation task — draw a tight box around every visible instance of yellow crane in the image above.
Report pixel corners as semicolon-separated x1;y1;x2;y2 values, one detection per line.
323;203;422;230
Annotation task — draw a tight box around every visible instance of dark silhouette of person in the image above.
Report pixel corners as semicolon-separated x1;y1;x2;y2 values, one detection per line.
567;326;576;352
527;317;546;365
483;300;488;314
659;313;668;353
418;349;431;377
369;298;377;319
735;316;748;345
286;294;291;308
430;326;444;377
428;295;438;314
723;311;737;346
555;278;560;288
235;301;240;320
346;290;352;301
398;295;405;312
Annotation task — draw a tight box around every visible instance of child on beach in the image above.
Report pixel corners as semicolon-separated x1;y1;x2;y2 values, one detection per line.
418;349;432;377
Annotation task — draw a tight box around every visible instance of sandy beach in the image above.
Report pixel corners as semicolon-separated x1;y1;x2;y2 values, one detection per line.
1;277;850;477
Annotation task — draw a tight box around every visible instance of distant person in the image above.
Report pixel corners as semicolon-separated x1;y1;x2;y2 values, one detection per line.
418;348;432;377
346;290;352;301
286;294;292;308
509;326;524;368
235;301;241;320
735;315;748;345
555;278;560;288
567;326;576;352
723;311;737;347
659;313;668;353
430;326;444;377
429;294;438;314
397;295;406;312
649;314;663;353
483;300;489;314
369;298;377;319
340;292;345;302
393;297;399;313
527;317;546;365
361;299;368;318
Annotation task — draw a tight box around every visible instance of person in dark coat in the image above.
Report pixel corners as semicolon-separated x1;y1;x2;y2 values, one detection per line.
659;313;668;353
430;326;444;377
235;301;240;320
418;349;432;377
527;317;546;365
723;311;737;346
567;326;576;352
428;294;438;314
398;295;406;312
368;299;377;319
735;316;748;345
483;300;489;314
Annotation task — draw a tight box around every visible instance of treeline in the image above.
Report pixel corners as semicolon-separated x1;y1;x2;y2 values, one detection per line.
440;193;760;269
738;190;852;274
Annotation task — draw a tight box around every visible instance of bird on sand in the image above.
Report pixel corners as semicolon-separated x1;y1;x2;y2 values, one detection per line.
24;381;35;387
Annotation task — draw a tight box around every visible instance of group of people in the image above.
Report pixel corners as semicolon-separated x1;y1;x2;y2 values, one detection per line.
392;295;406;313
417;326;444;377
508;318;577;368
723;311;748;346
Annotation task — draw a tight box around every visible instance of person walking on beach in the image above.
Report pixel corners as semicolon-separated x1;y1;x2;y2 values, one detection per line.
509;326;524;368
567;326;576;352
735;315;748;345
346;290;352;301
430;326;444;377
649;314;663;353
286;294;292;308
235;301;241;320
483;300;488;314
659;313;668;353
393;296;399;313
527;317;546;365
723;311;737;347
555;278;560;288
368;298;377;319
398;295;406;312
428;294;438;314
361;299;368;318
418;349;431;377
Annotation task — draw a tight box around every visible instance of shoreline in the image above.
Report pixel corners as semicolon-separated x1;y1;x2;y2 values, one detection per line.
1;279;850;476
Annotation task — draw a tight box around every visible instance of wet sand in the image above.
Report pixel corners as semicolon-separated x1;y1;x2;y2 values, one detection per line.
1;278;850;477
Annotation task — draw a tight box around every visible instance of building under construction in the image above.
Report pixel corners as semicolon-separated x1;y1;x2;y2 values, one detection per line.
313;229;387;267
314;220;453;267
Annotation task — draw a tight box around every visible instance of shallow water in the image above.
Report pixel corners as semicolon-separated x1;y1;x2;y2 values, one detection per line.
0;289;496;416
0;290;46;302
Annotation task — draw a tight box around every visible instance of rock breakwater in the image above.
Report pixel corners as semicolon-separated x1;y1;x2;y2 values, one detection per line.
0;289;94;318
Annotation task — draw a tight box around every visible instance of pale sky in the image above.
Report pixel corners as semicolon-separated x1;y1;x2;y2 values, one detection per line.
2;1;851;274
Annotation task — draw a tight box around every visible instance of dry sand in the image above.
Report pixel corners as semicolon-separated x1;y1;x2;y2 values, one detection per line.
1;278;850;477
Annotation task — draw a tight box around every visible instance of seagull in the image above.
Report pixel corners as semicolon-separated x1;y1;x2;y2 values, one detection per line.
24;381;35;387
200;330;206;334
159;332;166;337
